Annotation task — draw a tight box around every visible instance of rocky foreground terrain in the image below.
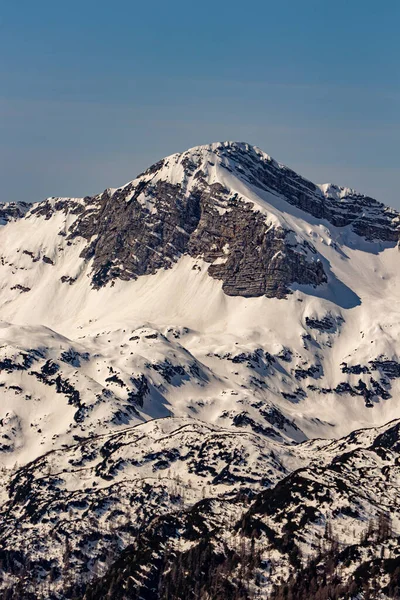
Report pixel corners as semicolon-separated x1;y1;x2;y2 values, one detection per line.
0;141;400;598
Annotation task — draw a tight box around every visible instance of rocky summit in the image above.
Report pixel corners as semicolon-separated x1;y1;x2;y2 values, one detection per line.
1;142;400;599
26;142;399;296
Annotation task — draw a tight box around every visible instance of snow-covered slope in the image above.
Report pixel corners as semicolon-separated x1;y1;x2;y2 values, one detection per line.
0;142;400;465
1;141;400;598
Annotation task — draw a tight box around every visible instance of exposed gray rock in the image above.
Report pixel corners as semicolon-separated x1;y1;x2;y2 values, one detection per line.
305;314;344;332
0;202;30;226
215;143;400;242
189;193;326;298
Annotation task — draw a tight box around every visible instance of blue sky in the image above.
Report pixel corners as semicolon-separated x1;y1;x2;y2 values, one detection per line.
1;0;399;207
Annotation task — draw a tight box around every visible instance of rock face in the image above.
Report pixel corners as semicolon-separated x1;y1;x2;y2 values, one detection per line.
0;201;30;225
189;196;326;298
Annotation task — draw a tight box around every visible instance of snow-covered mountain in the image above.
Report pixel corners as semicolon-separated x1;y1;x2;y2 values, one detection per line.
1;141;400;598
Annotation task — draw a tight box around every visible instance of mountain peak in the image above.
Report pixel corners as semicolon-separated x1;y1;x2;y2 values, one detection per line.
1;142;399;301
174;140;271;158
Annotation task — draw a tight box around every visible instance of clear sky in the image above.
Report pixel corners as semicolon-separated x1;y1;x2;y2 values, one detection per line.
1;0;399;207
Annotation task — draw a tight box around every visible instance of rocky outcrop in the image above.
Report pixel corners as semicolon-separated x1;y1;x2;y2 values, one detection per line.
305;314;344;332
68;179;203;288
0;201;30;225
189;193;326;298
